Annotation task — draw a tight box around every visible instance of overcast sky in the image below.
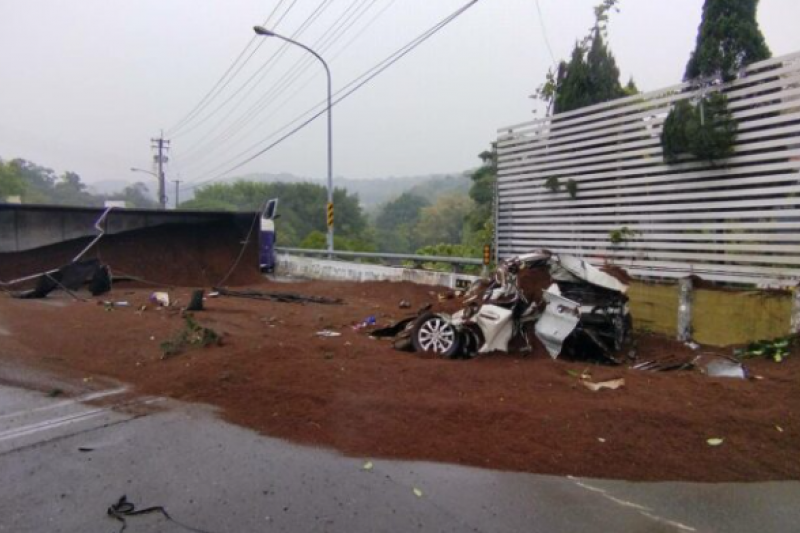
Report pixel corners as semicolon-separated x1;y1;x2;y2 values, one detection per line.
1;0;798;190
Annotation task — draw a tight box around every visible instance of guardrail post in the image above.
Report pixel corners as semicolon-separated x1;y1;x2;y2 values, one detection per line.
677;276;693;342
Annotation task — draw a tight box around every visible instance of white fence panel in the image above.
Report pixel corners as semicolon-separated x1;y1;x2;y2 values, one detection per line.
496;51;800;287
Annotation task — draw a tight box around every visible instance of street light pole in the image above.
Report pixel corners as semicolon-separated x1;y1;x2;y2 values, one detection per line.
254;25;334;255
130;167;170;208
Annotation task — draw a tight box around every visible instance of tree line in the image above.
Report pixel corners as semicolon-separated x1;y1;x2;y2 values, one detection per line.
0;158;158;209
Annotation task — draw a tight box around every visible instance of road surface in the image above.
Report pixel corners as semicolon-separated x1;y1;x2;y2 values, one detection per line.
0;364;798;533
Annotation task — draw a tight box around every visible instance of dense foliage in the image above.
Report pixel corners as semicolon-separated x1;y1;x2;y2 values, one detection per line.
0;157;157;208
182;180;371;248
662;0;770;164
537;0;634;115
684;0;771;82
661;94;737;164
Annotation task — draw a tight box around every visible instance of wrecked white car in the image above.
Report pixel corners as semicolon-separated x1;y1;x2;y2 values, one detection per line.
390;251;632;362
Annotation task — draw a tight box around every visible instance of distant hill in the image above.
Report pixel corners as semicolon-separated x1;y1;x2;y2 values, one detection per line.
187;171;472;208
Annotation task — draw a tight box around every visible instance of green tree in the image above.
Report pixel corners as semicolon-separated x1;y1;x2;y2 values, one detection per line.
0;161;25;199
108;182;159;209
182;180;371;247
684;0;771;82
538;0;630;114
414;194;474;247
374;192;429;253
299;230;377;252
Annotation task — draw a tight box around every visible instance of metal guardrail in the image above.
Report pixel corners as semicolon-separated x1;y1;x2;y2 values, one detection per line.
275;247;485;273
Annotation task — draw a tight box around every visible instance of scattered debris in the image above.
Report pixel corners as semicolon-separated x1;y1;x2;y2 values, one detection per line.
699;355;748;379
706;438;724;447
47;388;64;398
352;316;377;331
214;287;342;305
160;315;221;359
150;292;171;307
9;259;111;299
776;425;784;433
362;461;373;471
632;357;695;372
187;290;205;311
106;495;210;533
100;301;130;309
582;378;625;392
316;330;342;338
399;300;411;309
78;447;94;453
413;488;424;498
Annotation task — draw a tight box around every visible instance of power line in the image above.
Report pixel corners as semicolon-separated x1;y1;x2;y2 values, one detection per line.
166;0;295;136
183;0;481;191
535;0;557;65
177;0;381;167
171;0;333;140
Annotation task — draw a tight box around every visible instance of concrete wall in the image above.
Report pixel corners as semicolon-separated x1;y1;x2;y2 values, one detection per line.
0;204;256;253
276;254;479;290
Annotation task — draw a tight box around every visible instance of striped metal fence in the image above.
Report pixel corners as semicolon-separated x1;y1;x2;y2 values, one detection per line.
496;51;800;287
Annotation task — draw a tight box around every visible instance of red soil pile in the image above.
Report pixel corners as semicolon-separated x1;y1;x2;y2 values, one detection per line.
1;279;798;482
0;222;261;287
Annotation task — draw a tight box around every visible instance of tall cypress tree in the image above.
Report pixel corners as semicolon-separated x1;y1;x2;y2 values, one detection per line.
548;1;629;114
684;0;771;82
587;30;625;104
553;45;593;114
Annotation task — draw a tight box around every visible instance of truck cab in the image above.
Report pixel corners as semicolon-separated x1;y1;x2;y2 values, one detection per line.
259;198;279;273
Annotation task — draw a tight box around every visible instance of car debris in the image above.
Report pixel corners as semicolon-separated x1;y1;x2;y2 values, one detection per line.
150;291;171;307
214;287;342;305
632;356;696;372
378;251;632;362
582;378;625;392
697;354;748;379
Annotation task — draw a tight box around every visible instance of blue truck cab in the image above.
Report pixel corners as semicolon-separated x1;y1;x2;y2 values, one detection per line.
259;198;279;273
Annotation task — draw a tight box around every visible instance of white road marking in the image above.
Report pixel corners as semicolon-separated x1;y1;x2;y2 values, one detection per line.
568;476;698;532
0;397;160;443
0;386;128;422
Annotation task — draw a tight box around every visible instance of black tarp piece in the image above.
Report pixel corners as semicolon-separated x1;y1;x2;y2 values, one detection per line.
12;260;111;299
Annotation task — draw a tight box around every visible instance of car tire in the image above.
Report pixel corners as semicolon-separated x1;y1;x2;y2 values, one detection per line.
411;312;462;359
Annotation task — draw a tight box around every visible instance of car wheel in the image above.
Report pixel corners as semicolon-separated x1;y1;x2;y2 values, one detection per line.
412;313;461;359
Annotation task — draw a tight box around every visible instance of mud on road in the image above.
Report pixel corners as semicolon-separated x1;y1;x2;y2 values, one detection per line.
0;279;798;482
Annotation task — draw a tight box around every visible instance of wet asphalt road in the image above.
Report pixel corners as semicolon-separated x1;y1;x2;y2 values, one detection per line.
0;373;799;533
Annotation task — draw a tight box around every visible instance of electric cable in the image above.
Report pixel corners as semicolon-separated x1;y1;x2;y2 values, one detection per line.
171;0;333;140
182;0;480;191
177;0;376;165
166;0;291;136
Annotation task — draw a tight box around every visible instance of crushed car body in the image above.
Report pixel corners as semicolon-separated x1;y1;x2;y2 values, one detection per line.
383;250;632;363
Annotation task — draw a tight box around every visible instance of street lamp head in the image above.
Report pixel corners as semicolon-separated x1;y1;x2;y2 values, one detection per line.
253;26;275;37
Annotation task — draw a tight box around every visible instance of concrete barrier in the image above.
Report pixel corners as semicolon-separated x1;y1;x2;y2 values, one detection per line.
276;254;480;290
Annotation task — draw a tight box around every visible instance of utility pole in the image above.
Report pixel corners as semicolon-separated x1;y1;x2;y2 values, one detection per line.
150;132;170;210
173;179;182;209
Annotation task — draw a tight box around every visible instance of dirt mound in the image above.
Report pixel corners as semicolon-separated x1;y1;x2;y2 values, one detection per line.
1;279;798;483
0;222;261;288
